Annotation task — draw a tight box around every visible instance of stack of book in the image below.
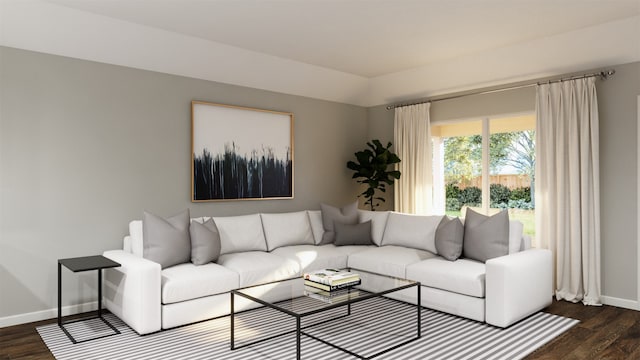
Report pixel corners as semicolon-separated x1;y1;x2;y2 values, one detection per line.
303;268;361;292
304;287;359;304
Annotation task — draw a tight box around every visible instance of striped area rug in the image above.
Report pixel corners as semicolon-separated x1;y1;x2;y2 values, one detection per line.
38;297;577;360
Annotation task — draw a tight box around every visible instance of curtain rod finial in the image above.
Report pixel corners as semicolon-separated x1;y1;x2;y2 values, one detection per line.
601;69;615;79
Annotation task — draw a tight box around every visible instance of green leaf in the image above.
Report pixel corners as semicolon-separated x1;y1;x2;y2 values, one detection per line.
346;139;402;210
389;170;401;179
346;160;359;171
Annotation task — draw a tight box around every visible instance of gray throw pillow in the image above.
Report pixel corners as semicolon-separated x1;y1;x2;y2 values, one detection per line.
334;221;373;246
463;208;509;263
435;216;464;261
143;209;191;269
189;218;221;265
319;202;358;244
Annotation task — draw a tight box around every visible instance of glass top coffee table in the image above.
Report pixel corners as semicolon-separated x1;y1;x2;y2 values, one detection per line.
230;269;421;359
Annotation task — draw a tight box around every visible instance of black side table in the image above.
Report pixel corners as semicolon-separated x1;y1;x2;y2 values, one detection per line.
58;255;121;343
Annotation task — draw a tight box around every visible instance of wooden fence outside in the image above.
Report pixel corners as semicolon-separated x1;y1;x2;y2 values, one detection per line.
456;174;531;190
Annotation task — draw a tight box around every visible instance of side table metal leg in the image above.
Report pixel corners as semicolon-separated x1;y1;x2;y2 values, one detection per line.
57;262;62;326
98;269;102;318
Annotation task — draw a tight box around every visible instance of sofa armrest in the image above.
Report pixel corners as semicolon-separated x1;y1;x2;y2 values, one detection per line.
103;250;161;334
485;248;552;327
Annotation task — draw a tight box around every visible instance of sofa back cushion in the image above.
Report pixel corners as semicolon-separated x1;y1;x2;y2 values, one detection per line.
213;214;268;255
261;211;315;251
508;220;524;253
381;212;443;253
129;220;144;257
357;210;389;246
308;210;325;245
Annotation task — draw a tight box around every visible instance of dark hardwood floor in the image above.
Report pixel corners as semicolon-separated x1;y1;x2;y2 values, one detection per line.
526;300;640;359
1;300;639;359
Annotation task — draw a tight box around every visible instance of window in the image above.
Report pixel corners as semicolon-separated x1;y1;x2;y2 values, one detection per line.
432;114;535;239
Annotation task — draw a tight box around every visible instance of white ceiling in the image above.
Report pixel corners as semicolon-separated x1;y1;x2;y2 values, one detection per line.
41;0;640;77
1;0;639;106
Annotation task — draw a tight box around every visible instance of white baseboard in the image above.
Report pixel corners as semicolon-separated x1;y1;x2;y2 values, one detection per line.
2;295;637;327
601;295;640;311
0;301;98;328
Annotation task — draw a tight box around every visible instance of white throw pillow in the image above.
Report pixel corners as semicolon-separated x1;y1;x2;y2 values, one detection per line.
381;212;443;253
357;210;390;246
307;210;325;245
261;211;315;251
508;220;524;254
212;214;268;255
129;220;144;257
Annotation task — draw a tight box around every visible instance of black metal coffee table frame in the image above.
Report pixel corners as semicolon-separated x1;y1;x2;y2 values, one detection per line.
58;255;121;344
230;271;421;360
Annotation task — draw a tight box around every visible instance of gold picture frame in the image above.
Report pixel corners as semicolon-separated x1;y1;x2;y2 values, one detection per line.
191;101;294;202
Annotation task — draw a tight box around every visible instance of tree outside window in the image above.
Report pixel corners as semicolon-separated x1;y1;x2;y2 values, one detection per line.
432;115;535;238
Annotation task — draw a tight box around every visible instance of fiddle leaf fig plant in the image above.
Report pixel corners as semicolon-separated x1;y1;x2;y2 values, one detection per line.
346;140;401;211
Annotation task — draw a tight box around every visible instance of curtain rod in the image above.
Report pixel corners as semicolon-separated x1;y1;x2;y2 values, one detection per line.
385;69;616;110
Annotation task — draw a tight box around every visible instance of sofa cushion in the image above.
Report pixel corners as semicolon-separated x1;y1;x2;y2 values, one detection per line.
143;209;191;269
434;216;464;261
189;218;221;265
381;212;443;253
347;245;437;278
217;251;300;287
271;244;371;273
213;214;268;255
334;221;373;246
161;263;239;304
261;211;315;251
319;202;358;245
419;286;486;323
308;210;325;245
129;220;144;257
406;257;486;298
357;210;389;246
509;220;524;254
463;209;509;262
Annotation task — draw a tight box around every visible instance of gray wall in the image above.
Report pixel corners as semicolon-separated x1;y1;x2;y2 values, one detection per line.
0;46;367;319
367;61;640;302
598;62;640;301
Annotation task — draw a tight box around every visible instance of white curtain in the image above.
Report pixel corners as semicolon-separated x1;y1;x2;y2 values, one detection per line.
535;77;601;305
394;103;433;214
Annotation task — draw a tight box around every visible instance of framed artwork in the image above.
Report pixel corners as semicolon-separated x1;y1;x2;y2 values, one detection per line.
191;101;294;202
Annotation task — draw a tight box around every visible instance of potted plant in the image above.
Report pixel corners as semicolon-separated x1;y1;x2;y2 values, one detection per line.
346;140;401;211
